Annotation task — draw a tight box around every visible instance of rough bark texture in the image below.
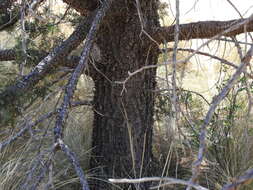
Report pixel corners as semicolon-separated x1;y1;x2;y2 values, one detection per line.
89;1;160;189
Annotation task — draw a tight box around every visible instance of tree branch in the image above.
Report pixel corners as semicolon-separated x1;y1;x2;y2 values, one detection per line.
187;45;253;188
53;0;113;143
0;0;45;31
221;169;253;190
0;48;81;68
160;47;253;78
57;140;90;190
154;15;253;43
109;177;208;190
0;15;93;125
0;49;46;62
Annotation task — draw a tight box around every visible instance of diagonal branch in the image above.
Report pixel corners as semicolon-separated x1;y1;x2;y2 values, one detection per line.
0;100;92;151
58;140;90;190
53;1;114;189
54;0;113;142
0;15;93;125
154;15;253;43
187;45;253;188
221;169;253;190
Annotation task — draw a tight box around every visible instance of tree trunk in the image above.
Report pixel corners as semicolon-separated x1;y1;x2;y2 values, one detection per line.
90;1;160;189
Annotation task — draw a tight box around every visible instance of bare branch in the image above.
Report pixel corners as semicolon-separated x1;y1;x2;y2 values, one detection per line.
154;15;253;43
0;110;55;151
53;0;113;142
161;47;253;78
0;48;81;68
187;45;253;187
57;140;90;190
170;0;180;134
221;169;253;190
0;15;93;125
0;100;92;151
51;1;114;189
109;177;209;190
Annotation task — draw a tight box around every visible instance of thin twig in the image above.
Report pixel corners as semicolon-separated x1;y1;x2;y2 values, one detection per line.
0;110;55;151
171;0;180;141
186;45;253;189
161;47;253;78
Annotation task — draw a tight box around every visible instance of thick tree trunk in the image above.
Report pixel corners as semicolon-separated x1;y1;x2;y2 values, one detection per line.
90;1;160;189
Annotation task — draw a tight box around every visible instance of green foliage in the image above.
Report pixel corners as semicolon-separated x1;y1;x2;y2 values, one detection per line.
154;70;253;189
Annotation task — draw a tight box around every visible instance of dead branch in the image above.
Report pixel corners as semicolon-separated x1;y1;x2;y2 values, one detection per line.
221;168;253;190
108;177;209;190
154;15;253;43
0;15;93;125
0;100;92;151
53;0;113;142
0;110;55;151
161;47;253;78
0;48;81;68
186;45;253;188
53;1;114;189
57;140;90;190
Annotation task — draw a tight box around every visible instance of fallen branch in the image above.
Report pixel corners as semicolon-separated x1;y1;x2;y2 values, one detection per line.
109;177;209;190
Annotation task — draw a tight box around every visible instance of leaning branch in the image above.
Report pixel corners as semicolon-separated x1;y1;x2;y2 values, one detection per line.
154;15;253;43
53;0;113;142
53;1;113;189
0;100;92;151
221;169;253;190
187;45;253;188
0;15;93;125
